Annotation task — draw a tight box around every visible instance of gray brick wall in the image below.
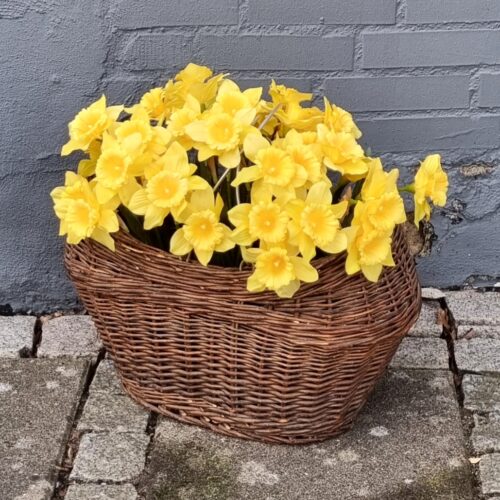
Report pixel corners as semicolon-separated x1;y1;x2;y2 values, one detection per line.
1;0;499;312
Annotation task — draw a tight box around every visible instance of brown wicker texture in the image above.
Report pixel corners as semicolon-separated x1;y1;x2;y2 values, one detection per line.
65;227;421;444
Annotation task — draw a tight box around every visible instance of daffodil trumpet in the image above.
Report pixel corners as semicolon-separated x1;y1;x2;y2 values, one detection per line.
53;63;448;297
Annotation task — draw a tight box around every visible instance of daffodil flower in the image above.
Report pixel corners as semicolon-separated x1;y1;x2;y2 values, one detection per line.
244;247;318;298
186;109;256;168
50;172;119;250
323;97;362;139
317;124;368;180
127;142;209;229
414;154;448;226
170;189;235;265
61;96;123;156
286;182;348;261
228;189;289;246
345;202;395;282
360;159;406;231
232;133;297;201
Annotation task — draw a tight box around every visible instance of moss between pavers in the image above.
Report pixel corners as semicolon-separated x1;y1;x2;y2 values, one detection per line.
379;465;473;500
148;442;236;500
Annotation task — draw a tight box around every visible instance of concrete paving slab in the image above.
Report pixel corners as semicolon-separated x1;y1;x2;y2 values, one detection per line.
463;374;500;413
479;453;500;496
421;287;446;300
70;432;149;483
78;392;149;434
446;291;500;326
91;359;125;395
38;315;102;358
138;370;473;500
0;316;36;357
472;413;500;454
391;337;449;369
407;300;443;337
455;338;500;373
65;483;138;500
0;358;88;500
458;324;500;339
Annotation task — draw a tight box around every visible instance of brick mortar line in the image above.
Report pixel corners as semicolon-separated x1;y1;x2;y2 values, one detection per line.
51;348;107;500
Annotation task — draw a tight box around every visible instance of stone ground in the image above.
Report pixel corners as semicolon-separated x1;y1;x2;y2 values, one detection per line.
0;289;499;499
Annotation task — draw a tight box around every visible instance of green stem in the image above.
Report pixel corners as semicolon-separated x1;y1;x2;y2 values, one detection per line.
399;184;415;194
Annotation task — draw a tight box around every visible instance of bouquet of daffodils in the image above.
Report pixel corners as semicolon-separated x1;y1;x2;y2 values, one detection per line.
52;63;448;298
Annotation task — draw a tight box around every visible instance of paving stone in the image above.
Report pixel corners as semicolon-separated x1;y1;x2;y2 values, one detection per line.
407;300;443;337
138;370;473;500
70;432;149;483
0;358;88;500
91;359;125;395
421;287;446;300
463;374;500;413
458;324;500;340
391;337;449;369
446;291;500;326
455;338;500;373
38;315;102;358
479;453;500;496
0;316;36;357
472;413;500;454
78;392;148;433
65;483;138;500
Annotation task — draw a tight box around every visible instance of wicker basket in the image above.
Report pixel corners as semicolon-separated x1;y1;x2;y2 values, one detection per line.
65;227;420;444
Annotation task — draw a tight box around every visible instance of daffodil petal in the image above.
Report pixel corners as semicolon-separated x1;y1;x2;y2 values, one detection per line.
320;232;347;254
194;248;213;266
291;257;318;283
127;189;149;215
218;148;241;169
90;228;115;251
362;264;383;282
227;204;251;226
243;133;269;162
247;273;265;293
232;165;261;187
276;280;300;298
144;205;168;230
170;228;192;256
306;182;332;205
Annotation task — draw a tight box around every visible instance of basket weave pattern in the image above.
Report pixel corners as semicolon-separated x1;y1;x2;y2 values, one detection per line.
65;227;420;444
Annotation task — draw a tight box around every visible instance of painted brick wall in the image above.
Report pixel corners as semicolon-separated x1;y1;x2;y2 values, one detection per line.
1;0;499;312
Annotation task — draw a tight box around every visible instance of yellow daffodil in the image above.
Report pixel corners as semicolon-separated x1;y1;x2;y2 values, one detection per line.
139;87;168;123
175;63;224;106
232;134;297;201
170;189;234;265
50;172;119;250
323;98;361;139
214;79;261;119
414;154;448;226
93;134;141;205
245;247;318;298
228;191;289;246
286;182;347;261
361;159;406;231
278;129;324;186
317;124;368;179
62;96;123;156
127;142;209;229
77;140;101;177
186;108;256;168
345;202;395;282
166;94;201;150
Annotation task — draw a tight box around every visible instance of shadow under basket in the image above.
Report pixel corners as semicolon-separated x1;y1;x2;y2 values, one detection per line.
65;227;421;444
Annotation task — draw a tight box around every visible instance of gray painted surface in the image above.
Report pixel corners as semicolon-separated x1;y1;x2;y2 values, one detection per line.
0;0;499;312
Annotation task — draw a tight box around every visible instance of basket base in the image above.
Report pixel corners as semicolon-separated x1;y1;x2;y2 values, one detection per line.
121;377;360;445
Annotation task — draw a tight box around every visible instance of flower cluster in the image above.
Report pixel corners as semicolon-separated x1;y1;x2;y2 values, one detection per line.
52;63;448;297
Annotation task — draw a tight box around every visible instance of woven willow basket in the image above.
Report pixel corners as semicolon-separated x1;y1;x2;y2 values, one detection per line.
65;226;421;444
